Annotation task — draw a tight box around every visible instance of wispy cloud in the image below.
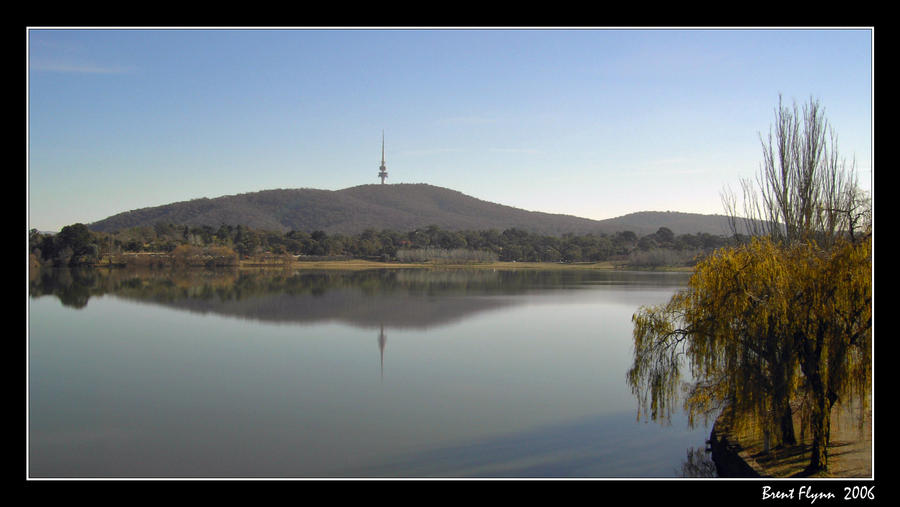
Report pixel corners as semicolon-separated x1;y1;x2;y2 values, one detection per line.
30;61;136;74
401;147;544;158
647;156;692;167
400;148;464;157
627;156;710;176
29;36;136;74
440;116;501;125
489;148;543;155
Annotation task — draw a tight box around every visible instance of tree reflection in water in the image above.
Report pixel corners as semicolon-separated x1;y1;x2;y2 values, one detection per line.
679;446;717;478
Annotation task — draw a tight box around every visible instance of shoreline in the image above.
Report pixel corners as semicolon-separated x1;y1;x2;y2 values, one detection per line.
709;397;872;478
86;257;695;272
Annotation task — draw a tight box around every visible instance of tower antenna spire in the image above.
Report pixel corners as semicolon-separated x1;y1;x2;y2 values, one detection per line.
378;130;388;184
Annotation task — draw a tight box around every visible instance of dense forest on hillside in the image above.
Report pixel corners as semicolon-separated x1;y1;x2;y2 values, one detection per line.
30;221;734;269
87;184;744;237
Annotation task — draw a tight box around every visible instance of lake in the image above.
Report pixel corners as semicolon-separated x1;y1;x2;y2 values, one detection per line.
27;267;713;478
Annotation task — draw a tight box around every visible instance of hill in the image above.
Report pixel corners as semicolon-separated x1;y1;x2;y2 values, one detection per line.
597;211;738;237
88;183;739;237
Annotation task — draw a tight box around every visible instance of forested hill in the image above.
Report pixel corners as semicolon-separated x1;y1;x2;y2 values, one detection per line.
88;183;738;237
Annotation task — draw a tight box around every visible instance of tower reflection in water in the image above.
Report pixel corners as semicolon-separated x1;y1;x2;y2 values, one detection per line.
378;323;387;383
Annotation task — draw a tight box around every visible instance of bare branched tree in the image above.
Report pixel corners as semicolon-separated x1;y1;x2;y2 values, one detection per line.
722;94;870;248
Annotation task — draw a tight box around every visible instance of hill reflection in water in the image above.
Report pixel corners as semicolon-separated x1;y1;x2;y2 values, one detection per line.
29;267;691;330
29;265;705;478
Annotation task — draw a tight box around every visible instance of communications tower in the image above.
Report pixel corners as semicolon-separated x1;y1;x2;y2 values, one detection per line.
378;131;388;184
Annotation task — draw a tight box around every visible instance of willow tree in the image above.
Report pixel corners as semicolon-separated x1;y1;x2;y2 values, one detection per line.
628;238;804;448
628;95;872;473
788;237;871;471
628;236;870;470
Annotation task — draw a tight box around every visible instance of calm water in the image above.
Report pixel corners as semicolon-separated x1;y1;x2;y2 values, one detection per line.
28;267;712;478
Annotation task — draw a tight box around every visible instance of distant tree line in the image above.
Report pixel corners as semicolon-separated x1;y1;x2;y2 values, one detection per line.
29;221;733;268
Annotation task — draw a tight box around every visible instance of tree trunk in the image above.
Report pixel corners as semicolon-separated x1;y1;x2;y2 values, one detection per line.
807;393;831;473
804;365;838;473
778;405;797;447
800;332;832;473
772;348;797;447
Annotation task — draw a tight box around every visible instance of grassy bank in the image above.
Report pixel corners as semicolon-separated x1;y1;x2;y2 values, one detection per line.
86;254;696;272
711;397;872;478
239;259;695;271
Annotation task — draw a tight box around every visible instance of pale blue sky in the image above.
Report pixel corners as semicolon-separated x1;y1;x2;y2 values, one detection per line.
27;28;873;232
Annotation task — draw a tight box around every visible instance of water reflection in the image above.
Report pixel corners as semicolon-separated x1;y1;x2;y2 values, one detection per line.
29;266;703;477
348;412;709;477
679;446;718;478
29;267;691;331
379;323;387;382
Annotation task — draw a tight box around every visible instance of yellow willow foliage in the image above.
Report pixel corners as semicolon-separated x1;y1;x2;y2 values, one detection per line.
628;236;871;442
789;238;872;414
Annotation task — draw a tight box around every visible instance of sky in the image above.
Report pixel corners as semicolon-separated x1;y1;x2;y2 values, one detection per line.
27;28;873;232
